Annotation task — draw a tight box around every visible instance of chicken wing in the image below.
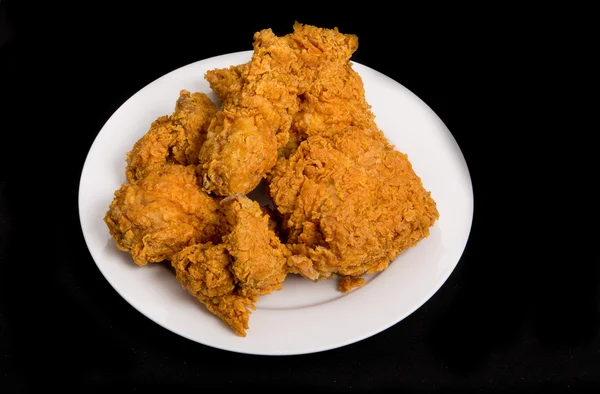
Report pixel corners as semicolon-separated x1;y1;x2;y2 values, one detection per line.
126;90;216;182
171;242;256;337
104;164;221;266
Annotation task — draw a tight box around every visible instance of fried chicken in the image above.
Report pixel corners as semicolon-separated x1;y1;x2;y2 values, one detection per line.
199;22;358;196
126;90;216;182
171;195;289;336
171;243;256;337
269;126;439;281
204;64;247;104
106;165;287;334
104;164;221;266
293;62;374;140
220;195;290;297
247;24;440;283
104;22;441;337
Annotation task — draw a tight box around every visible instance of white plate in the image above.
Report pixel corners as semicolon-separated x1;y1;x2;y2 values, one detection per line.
79;51;473;356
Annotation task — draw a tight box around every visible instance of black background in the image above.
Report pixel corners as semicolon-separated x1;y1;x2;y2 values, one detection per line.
1;2;597;392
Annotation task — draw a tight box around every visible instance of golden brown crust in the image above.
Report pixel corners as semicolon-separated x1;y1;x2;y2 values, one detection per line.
205;64;247;104
104;164;221;266
105;22;440;338
270;126;439;280
126;90;216;182
338;276;366;293
168;195;289;336
171;243;257;337
172;243;234;298
220;195;290;298
199;23;359;196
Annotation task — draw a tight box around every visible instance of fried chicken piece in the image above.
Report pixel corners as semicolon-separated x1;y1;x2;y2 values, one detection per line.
269;126;439;280
104;164;221;266
171;243;257;337
220;195;290;297
200;111;279;197
265;24;438;282
199;22;358;196
126;90;216;182
170;195;289;336
172;90;218;157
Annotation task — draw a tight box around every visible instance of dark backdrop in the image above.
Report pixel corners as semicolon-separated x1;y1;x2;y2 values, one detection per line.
1;2;597;392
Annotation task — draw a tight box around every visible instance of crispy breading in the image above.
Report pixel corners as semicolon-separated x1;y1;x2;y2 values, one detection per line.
170;195;289;336
171;243;257;337
199;22;358;196
270;126;439;280
104;164;221;266
126;90;216;182
205;64;248;104
105;22;440;338
220;195;290;297
338;276;366;293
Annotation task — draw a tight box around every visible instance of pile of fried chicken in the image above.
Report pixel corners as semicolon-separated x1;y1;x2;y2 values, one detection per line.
104;23;439;336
